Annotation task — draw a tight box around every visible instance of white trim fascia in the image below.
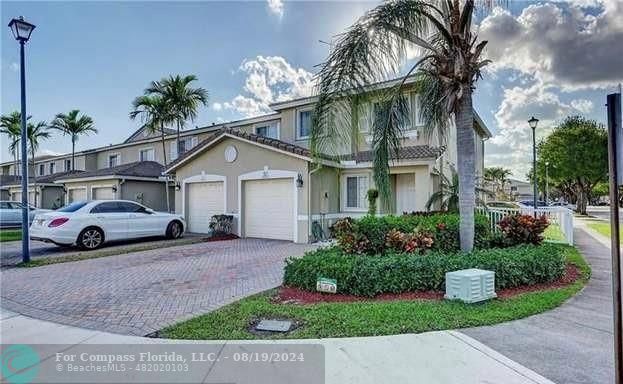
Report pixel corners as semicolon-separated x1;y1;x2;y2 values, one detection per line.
54;175;162;184
165;133;314;173
237;169;300;243
181;173;227;221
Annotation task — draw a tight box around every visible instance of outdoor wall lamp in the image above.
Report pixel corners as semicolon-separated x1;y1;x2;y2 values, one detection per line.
112;185;118;193
175;182;181;191
296;173;304;188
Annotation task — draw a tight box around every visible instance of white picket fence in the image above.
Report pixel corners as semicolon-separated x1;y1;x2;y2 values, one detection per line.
476;206;574;245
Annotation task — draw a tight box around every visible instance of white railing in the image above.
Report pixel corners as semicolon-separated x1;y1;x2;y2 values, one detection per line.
476;206;574;245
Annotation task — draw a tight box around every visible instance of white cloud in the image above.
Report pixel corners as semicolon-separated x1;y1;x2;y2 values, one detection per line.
211;102;223;111
479;1;623;90
570;99;594;113
220;55;314;118
36;149;63;157
267;0;284;18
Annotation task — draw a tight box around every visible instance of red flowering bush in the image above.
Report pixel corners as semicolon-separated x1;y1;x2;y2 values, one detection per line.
498;214;549;245
385;228;434;254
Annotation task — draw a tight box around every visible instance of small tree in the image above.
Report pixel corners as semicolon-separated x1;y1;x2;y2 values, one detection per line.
537;116;608;214
367;189;379;216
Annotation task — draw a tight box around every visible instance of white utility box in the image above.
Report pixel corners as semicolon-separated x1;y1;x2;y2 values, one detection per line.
444;269;496;303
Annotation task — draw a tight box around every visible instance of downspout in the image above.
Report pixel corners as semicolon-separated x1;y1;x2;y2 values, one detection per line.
307;163;323;242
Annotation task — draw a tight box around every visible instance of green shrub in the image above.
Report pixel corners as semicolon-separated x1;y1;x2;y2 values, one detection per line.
329;212;491;254
283;243;568;297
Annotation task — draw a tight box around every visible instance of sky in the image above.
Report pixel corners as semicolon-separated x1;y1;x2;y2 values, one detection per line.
1;0;622;180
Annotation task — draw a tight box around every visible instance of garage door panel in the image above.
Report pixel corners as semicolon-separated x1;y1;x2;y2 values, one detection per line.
187;181;224;233
92;187;114;200
68;189;86;203
244;178;294;241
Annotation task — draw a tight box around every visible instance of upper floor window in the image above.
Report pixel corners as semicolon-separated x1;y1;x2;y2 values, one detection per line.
139;148;155;162
108;154;120;168
359;93;423;133
296;109;313;140
49;162;55;174
38;164;45;176
171;136;198;160
254;122;279;139
65;159;71;171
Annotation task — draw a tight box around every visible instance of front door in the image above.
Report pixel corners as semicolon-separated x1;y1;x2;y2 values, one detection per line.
395;173;417;214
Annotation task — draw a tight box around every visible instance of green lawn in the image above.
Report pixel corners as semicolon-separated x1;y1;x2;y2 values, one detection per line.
0;229;21;242
544;224;566;242
160;245;590;340
587;221;623;240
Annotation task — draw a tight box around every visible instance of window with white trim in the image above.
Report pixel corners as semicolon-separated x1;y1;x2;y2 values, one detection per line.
108;154;120;168
344;175;369;210
171;136;197;160
254;122;279;139
38;164;45;176
65;159;71;171
296;109;313;139
409;92;424;128
49;162;55;174
139;148;155;162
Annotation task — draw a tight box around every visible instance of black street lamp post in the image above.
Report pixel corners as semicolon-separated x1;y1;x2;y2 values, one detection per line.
528;116;539;217
8;16;36;263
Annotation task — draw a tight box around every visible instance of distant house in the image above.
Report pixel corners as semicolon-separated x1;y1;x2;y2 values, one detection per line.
505;178;533;201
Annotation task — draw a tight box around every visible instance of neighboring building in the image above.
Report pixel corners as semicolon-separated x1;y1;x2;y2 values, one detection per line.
2;171;82;209
0;78;491;242
505;178;533;201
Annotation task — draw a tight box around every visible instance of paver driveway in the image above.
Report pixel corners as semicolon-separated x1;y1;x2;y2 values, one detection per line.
0;239;315;336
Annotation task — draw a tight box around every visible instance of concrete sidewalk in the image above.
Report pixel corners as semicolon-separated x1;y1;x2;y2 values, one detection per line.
462;222;615;384
1;308;554;384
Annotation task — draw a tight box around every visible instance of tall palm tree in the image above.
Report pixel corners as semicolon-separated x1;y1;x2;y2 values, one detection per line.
0;111;26;176
49;110;97;171
26;121;50;207
130;94;172;212
312;0;492;251
146;75;208;157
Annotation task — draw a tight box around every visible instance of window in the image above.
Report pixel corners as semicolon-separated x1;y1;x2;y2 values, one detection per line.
90;202;122;214
58;201;88;213
297;109;313;139
39;164;45;176
171;137;197;160
108;154;120;168
117;201;148;213
139;148;155;162
254;122;279;139
65;159;71;171
409;92;423;128
344;175;369;210
49;163;55;174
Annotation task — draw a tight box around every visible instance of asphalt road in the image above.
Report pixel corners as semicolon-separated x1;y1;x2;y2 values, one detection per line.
586;206;623;222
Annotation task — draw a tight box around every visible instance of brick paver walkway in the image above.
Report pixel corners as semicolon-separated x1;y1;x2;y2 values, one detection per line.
0;239;314;336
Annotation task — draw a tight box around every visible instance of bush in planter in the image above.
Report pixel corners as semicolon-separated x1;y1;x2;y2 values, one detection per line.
498;214;549;245
283;243;568;297
329;213;491;254
209;214;234;236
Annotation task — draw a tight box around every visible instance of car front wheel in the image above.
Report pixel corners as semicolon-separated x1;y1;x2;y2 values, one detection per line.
166;221;183;239
78;227;104;250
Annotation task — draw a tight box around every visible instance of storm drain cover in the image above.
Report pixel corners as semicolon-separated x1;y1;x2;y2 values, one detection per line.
255;319;292;332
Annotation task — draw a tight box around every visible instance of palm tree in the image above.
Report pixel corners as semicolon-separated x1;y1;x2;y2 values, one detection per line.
130;94;172;212
26;121;51;207
426;168;491;212
311;0;493;251
146;75;208;157
49;110;97;171
485;166;512;198
0;111;26;176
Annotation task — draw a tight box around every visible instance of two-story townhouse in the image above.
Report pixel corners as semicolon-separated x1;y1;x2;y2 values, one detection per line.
165;79;491;243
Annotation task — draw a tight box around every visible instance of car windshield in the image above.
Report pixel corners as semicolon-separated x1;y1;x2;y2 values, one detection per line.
57;201;89;212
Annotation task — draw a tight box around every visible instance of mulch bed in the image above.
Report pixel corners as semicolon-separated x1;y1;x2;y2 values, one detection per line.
204;234;239;242
273;263;581;305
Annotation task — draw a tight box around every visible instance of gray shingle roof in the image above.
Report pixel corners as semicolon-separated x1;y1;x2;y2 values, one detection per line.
56;161;164;181
0;170;85;187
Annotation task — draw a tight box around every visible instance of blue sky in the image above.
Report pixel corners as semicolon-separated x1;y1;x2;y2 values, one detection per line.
2;1;622;179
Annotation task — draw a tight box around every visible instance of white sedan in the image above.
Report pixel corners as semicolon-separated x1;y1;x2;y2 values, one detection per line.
30;200;185;250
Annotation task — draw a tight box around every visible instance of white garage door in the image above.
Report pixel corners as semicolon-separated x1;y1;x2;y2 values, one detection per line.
92;187;114;200
186;181;224;233
244;178;294;241
68;188;87;203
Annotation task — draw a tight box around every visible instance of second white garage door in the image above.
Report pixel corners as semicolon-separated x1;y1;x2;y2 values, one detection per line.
186;181;224;233
68;188;87;203
244;178;294;241
92;187;114;200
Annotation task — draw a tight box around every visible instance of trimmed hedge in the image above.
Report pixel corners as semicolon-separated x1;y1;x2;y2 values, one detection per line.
330;213;492;254
283;244;568;297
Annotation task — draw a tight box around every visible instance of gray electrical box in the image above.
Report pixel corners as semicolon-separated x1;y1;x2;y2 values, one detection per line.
445;269;496;303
